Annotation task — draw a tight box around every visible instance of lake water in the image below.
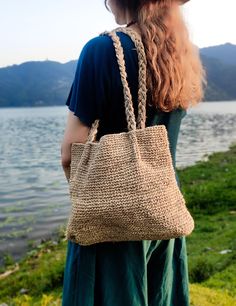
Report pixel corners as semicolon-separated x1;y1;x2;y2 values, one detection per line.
0;101;236;264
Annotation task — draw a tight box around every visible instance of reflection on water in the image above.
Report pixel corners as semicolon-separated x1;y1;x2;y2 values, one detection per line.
0;101;236;263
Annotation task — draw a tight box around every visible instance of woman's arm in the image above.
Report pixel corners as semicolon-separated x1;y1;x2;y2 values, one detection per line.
61;110;90;182
61;36;113;182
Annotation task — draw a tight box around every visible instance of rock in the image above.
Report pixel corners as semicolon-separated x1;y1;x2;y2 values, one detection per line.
19;288;29;294
219;249;232;255
203;247;213;252
0;264;19;280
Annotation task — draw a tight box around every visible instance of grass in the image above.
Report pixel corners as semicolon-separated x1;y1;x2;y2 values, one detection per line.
0;143;236;305
177;142;236;214
0;229;67;304
190;284;236;306
187;211;236;284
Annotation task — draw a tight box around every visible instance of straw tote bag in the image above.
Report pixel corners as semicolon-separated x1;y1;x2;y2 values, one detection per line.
65;27;194;245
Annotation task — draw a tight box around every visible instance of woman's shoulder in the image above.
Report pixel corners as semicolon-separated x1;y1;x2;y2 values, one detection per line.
80;30;135;58
74;34;118;72
80;34;115;59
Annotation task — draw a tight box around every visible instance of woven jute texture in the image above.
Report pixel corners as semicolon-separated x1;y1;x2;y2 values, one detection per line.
65;27;194;245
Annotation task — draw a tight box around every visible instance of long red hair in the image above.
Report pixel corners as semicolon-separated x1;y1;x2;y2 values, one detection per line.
106;0;206;111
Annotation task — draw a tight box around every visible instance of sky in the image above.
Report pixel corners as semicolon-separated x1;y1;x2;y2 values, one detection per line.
0;0;235;68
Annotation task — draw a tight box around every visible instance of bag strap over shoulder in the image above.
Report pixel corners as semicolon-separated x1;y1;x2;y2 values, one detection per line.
113;27;147;130
87;27;148;142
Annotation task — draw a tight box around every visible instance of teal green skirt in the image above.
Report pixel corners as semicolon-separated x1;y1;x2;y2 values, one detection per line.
62;237;190;305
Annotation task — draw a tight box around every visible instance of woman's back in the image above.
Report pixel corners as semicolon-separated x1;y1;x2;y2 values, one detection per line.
66;31;187;173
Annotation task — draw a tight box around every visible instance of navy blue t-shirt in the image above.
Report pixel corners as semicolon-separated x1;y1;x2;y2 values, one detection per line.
65;31;187;169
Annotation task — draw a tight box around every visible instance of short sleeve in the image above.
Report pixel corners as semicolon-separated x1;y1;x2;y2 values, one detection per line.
66;36;113;127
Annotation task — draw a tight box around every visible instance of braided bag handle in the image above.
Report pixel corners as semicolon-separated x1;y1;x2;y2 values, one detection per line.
87;27;147;142
116;27;147;130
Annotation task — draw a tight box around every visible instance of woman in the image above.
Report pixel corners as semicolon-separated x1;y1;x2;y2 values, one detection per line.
61;0;205;305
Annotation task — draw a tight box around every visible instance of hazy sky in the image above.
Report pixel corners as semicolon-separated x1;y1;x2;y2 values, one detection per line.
0;0;235;67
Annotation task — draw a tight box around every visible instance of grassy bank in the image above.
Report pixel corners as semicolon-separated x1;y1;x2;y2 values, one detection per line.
0;143;236;306
177;142;236;295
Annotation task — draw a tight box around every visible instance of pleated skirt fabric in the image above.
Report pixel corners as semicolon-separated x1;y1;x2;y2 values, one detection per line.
62;237;190;306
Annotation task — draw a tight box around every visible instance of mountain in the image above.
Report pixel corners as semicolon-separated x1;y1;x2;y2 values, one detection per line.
0;60;76;107
0;43;236;107
200;43;236;66
201;54;236;101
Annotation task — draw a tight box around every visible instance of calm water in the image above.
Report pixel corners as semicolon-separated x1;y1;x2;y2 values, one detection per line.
0;101;236;263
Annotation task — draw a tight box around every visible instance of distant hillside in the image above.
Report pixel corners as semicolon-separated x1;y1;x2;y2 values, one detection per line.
200;43;236;66
201;54;236;101
0;43;236;107
0;60;76;107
